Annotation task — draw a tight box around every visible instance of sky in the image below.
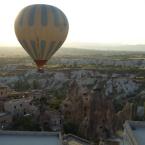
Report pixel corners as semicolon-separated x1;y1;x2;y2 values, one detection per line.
0;0;145;46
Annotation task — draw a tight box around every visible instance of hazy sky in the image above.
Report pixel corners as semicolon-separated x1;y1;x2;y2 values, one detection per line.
0;0;145;46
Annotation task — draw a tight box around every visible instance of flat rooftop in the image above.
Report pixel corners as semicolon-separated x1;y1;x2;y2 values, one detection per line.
124;121;145;145
0;131;61;145
0;112;10;117
132;126;145;145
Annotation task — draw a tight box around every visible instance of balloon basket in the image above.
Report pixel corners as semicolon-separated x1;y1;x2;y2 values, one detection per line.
37;68;44;73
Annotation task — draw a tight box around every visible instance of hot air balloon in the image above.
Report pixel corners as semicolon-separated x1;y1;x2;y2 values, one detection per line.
14;4;69;72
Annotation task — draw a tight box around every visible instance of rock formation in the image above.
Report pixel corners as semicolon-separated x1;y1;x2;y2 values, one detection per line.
61;80;137;140
61;80;91;124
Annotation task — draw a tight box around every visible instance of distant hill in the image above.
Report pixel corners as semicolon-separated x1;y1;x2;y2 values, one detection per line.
0;44;145;58
66;43;145;51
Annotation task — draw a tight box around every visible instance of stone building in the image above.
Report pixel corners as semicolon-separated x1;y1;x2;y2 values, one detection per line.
7;91;32;99
4;97;37;116
0;112;12;129
0;85;10;100
0;85;11;112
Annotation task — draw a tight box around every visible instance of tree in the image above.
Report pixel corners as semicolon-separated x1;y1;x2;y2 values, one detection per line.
13;79;30;91
11;116;41;131
63;121;79;134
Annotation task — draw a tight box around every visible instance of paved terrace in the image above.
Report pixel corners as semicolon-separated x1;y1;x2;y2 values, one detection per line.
0;131;62;145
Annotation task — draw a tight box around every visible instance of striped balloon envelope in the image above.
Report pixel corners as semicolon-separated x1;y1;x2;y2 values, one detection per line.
14;4;69;72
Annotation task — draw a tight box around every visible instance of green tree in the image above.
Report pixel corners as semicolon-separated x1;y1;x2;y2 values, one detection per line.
12;116;41;131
